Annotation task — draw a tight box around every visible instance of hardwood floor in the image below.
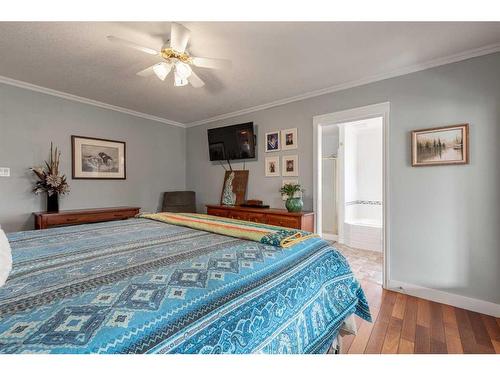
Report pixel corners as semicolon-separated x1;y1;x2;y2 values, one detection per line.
341;280;500;354
333;241;498;354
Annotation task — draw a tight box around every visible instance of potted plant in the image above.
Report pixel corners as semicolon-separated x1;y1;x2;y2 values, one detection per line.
31;143;70;212
280;183;304;213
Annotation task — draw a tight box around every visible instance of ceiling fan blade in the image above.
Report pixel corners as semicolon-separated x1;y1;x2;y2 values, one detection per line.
107;35;159;55
136;65;156;77
188;71;205;88
191;56;231;70
153;62;173;81
170;23;191;53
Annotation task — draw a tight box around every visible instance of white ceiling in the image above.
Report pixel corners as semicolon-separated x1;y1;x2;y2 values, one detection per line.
0;22;499;126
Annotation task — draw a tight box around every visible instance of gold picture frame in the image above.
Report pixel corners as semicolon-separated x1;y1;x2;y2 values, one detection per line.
411;124;469;167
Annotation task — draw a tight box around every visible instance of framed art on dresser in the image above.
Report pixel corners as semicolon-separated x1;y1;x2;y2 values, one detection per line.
72;135;126;179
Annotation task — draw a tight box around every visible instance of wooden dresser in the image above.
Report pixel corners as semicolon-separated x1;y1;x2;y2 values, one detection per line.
206;204;315;232
33;206;141;230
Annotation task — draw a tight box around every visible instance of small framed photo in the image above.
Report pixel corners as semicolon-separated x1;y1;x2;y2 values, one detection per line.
411;124;469;167
281;128;298;150
265;131;280;152
265;156;280;177
282;179;299;200
72;135;126;179
282;155;298;177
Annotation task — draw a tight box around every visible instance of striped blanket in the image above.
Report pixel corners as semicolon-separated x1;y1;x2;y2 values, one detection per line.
0;218;370;354
139;212;318;248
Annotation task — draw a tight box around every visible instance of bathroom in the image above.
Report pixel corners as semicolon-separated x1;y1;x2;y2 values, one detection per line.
321;116;383;284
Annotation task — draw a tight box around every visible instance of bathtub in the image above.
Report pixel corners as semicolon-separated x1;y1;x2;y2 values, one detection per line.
341;201;383;252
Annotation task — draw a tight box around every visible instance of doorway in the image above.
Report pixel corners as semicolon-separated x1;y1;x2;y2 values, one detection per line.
313;103;390;288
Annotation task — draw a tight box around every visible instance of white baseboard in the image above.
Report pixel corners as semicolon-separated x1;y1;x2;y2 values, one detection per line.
322;233;338;241
387;280;500;318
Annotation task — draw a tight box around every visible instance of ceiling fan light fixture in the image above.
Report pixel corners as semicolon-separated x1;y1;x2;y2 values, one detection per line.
153;62;170;81
174;61;192;80
174;71;189;87
110;22;223;89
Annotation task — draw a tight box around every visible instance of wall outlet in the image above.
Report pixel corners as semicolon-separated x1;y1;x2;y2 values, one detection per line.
0;167;10;177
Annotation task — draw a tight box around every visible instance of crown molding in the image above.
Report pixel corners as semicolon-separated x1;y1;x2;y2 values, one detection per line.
2;42;499;130
185;43;500;128
0;75;186;128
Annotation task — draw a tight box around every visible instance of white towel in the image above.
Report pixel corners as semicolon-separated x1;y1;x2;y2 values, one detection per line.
0;225;12;287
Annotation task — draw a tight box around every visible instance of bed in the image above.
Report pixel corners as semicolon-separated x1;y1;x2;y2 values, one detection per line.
0;213;371;354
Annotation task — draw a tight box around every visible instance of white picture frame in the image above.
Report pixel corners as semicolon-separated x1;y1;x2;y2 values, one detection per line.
265;131;280;152
281;128;298;150
265;156;280;177
282;155;298;177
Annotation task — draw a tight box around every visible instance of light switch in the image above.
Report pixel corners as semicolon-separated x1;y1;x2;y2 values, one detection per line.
0;167;10;177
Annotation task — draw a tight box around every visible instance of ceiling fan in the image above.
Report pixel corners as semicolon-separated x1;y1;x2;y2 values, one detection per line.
107;23;231;88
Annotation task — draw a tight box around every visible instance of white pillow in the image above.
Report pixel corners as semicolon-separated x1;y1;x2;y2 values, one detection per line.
0;225;12;287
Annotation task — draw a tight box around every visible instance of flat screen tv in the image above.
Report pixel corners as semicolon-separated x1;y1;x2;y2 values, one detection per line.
207;122;256;161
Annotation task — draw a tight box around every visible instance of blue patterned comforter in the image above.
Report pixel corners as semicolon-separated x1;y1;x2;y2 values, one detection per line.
0;218;370;354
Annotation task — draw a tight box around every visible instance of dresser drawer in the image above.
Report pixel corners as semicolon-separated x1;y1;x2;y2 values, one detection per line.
266;215;301;229
207;208;229;218
44;211;135;227
246;213;267;224
227;211;249;221
204;205;314;232
45;213;85;226
34;207;140;230
104;210;138;221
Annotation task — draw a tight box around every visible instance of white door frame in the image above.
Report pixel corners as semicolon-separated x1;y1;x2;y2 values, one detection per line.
313;102;391;288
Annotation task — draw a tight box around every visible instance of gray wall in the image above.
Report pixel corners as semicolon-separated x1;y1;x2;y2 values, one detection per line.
0;84;186;232
321;130;339;234
187;52;500;304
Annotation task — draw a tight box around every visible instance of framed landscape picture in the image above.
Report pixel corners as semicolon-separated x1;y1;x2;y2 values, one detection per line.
265;131;280;152
72;136;126;179
281;128;298;150
411;124;469;167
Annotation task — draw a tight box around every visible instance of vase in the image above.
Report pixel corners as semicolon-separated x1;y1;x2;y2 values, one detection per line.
285;197;303;213
47;193;59;213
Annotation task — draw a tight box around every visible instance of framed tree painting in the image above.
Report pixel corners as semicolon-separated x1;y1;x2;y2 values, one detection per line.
411;124;469;167
72;136;126;179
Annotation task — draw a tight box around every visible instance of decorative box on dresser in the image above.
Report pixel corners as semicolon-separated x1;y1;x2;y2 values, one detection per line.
206;204;315;232
33;206;141;230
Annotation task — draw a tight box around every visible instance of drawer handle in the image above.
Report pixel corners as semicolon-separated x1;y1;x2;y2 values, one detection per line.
65;218;78;222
